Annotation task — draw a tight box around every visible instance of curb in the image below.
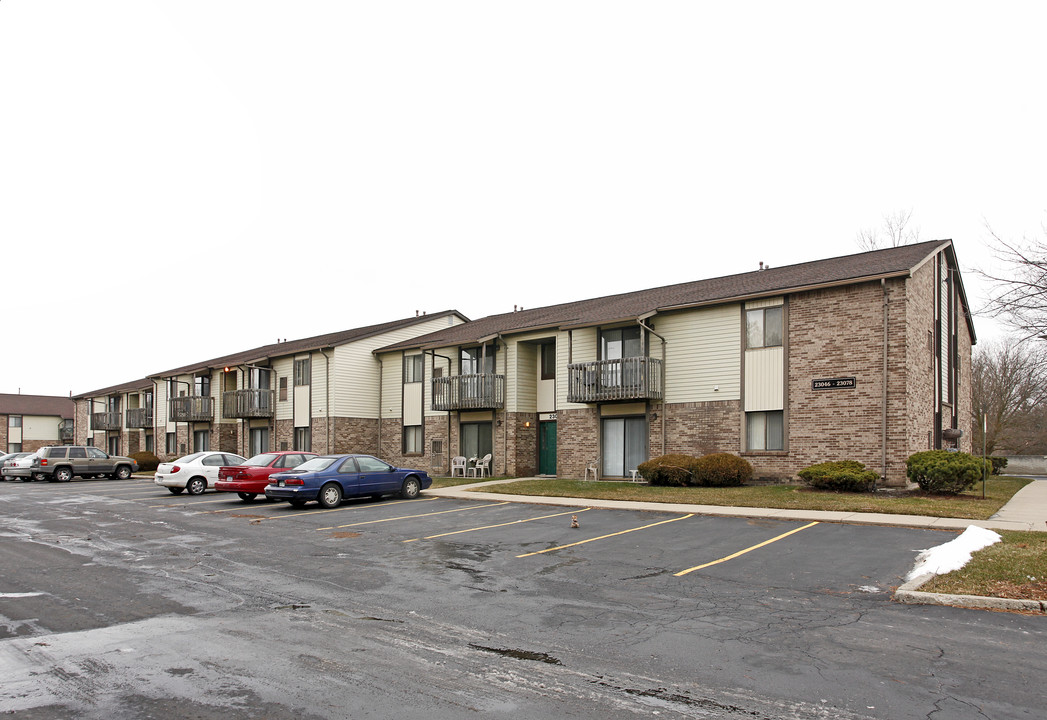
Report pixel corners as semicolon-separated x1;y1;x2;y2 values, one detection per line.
893;573;1047;614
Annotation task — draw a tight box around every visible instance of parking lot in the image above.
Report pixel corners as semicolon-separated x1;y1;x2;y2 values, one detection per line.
2;477;1044;719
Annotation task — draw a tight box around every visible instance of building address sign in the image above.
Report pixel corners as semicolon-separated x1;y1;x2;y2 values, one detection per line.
812;377;856;390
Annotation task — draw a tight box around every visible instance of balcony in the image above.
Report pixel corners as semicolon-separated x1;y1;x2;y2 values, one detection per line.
91;411;122;431
58;419;74;443
126;407;154;429
431;374;505;411
567;357;663;403
222;389;275;419
169;395;214;423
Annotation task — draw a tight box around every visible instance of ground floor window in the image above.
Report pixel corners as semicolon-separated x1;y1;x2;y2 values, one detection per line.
166;433;177;454
193;430;210;452
295;427;311;452
145;433;154;453
403;425;422;454
250;427;269;456
746;410;784;450
602;416;646;477
7;443;21;453
460;422;492;463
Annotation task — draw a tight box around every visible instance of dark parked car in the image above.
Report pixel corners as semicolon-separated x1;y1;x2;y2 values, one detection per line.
215;451;318;501
264;454;432;509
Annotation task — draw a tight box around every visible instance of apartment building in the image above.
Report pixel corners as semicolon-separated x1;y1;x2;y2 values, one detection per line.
73;312;467;460
372;241;974;486
1;393;75;453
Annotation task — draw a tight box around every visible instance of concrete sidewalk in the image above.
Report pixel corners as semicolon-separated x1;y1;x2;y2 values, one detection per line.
425;476;1047;533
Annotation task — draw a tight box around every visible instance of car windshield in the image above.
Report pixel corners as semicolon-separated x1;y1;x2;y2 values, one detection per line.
176;453;205;463
244;453;278;466
291;457;337;473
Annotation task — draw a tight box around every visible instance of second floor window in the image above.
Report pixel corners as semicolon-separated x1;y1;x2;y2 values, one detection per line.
461;346;496;375
746;306;783;349
294;358;311;386
403;355;424;383
195;375;210;397
249;367;272;390
600;326;643;360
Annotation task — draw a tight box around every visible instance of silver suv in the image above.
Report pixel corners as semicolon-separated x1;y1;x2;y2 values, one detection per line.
31;446;138;482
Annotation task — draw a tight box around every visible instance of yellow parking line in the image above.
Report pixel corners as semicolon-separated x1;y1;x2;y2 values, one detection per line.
318;501;510;531
403;508;590;543
674;521;820;576
516;514;694;558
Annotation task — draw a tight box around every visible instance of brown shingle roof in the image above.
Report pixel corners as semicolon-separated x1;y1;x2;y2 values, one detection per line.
0;393;75;419
380;240;968;351
72;378;154;400
148;311;467;378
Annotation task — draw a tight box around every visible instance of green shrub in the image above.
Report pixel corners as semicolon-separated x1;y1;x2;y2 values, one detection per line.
989;456;1008;475
797;460;878;492
636;454;699;486
130;451;160;473
693;453;752;487
905;450;990;494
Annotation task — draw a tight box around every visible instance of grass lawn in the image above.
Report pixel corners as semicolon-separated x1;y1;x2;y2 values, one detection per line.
920;530;1047;602
451;476;1033;520
430;476;510;489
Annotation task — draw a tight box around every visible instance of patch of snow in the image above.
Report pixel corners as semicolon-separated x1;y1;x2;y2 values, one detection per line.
906;526;1001;581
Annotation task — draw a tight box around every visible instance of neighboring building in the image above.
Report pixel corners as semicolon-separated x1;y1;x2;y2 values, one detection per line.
0;393;75;453
73;379;155;456
73;312;467;460
373;240;975;486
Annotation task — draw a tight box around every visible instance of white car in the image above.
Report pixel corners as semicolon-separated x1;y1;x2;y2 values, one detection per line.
154;451;246;495
2;453;38;481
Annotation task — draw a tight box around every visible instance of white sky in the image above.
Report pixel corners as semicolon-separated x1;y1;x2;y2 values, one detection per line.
2;2;1044;397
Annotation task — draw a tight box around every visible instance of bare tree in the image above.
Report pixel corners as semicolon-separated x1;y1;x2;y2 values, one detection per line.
981;226;1047;340
856;209;920;251
971;336;1047;455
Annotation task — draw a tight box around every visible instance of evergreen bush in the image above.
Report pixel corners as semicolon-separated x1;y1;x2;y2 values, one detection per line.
905;450;989;494
797;460;878;492
692;453;752;487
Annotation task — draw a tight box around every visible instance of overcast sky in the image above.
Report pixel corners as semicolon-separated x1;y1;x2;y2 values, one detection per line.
2;2;1044;397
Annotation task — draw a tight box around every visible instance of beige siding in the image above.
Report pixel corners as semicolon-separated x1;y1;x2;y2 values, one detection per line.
333;315;463;418
403;382;423;425
511;342;538;414
560;328;597;409
659;304;742;403
25;416;62;441
273;357;294;421
744;346;784;411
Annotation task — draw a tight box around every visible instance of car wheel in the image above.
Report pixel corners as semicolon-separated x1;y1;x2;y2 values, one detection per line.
115;465;132;480
318;483;342;509
237;492;257;502
168;487;184;495
186;477;207;495
55;467;73;483
289;499;307;509
400;476;421;499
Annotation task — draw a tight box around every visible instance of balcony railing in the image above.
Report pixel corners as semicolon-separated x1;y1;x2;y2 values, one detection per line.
431;374;505;411
222;389;275;419
90;411;122;431
567;357;663;403
169;395;214;423
58;420;75;443
126;407;154;429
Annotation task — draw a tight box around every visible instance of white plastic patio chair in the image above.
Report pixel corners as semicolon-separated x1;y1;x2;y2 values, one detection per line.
450;456;467;477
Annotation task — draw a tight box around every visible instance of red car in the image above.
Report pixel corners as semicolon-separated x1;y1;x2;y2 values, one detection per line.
216;451;318;501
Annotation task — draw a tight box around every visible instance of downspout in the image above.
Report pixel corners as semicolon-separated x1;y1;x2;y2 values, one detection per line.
376;353;383;456
638;317;667;457
881;278;888;487
427;350;454;472
498;334;507;476
320;348;333;453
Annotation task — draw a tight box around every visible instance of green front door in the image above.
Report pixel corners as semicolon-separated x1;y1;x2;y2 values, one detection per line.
538;421;557;476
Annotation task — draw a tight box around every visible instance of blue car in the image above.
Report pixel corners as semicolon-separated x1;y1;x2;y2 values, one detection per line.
264;454;432;509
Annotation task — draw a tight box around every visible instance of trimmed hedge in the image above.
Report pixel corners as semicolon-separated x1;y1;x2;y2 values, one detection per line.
636;454;698;487
130;451;160;473
905;450;990;494
797;460;878;493
989;456;1008;475
693;453;752;487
